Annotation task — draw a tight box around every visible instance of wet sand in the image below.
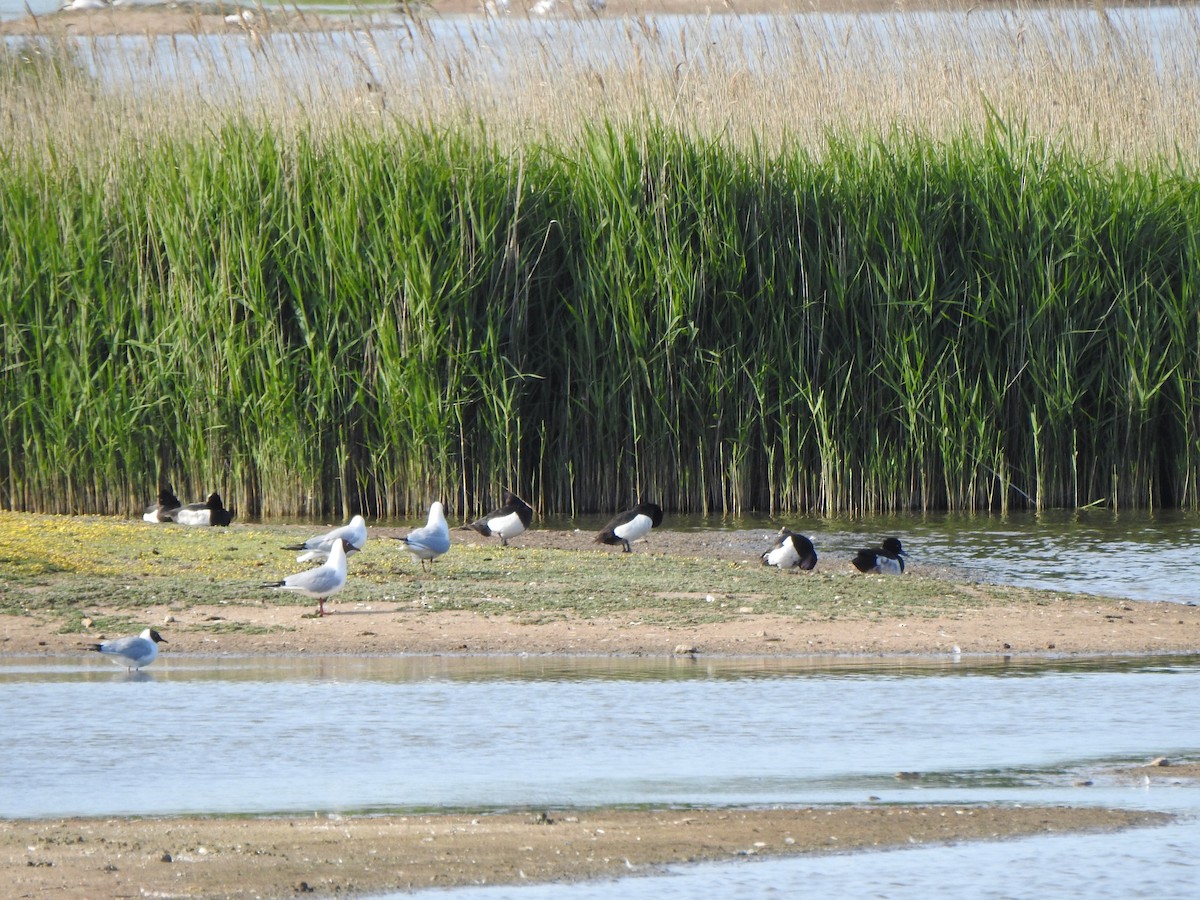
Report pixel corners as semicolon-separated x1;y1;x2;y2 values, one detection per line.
1;806;1174;898
8;591;1200;658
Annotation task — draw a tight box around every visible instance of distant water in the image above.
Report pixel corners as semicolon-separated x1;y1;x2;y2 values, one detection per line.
0;0;386;20
4;4;1200;97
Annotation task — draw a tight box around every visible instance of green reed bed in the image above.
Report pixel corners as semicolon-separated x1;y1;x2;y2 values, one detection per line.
3;118;1199;517
3;8;1200;518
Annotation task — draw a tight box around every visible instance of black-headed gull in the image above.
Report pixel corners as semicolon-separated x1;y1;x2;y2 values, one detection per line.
596;502;664;553
465;491;532;547
263;537;349;616
89;628;167;670
172;491;234;527
283;515;367;562
761;528;818;571
395;501;450;571
851;537;907;574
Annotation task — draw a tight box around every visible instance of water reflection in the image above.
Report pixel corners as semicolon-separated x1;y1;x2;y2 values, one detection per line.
6;650;1196;685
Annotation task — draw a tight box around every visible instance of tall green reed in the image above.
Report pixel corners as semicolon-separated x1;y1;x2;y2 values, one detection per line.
2;119;1199;518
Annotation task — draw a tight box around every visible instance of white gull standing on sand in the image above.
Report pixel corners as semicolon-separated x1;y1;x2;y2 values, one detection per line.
263;537;349;617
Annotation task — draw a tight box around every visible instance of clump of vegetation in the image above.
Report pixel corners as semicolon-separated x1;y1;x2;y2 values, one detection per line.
3;11;1200;518
0;38;86;88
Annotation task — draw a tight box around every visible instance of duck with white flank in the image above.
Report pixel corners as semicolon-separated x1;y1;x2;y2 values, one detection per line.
851;537;907;574
761;528;818;571
171;491;234;527
142;486;182;523
596;502;664;553
395;501;451;571
283;514;367;563
88;628;167;671
465;490;533;547
263;537;349;617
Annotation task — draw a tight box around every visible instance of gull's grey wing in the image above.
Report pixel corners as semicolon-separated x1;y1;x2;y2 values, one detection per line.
285;565;344;595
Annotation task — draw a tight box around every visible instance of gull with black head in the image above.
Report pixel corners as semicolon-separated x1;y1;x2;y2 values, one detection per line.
284;515;367;563
88;628;167;671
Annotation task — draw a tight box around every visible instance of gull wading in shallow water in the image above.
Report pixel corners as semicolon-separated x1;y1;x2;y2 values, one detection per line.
88;628;167;671
761;528;818;571
263;537;349;617
851;537;907;574
283;515;368;563
596;502;664;553
465;490;533;547
395;501;451;572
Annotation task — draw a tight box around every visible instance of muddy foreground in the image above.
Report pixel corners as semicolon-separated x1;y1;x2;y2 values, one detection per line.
2;805;1177;898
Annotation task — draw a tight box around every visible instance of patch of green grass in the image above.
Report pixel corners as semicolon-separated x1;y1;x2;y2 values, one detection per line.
0;513;1082;633
57;613;144;635
192;620;292;636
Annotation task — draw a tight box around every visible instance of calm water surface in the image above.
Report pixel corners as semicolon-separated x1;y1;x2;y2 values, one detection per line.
4;655;1198;818
3;655;1198;896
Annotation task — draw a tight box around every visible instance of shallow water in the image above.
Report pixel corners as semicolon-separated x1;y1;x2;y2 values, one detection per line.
4;655;1198;897
3;655;1198;819
415;821;1200;900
